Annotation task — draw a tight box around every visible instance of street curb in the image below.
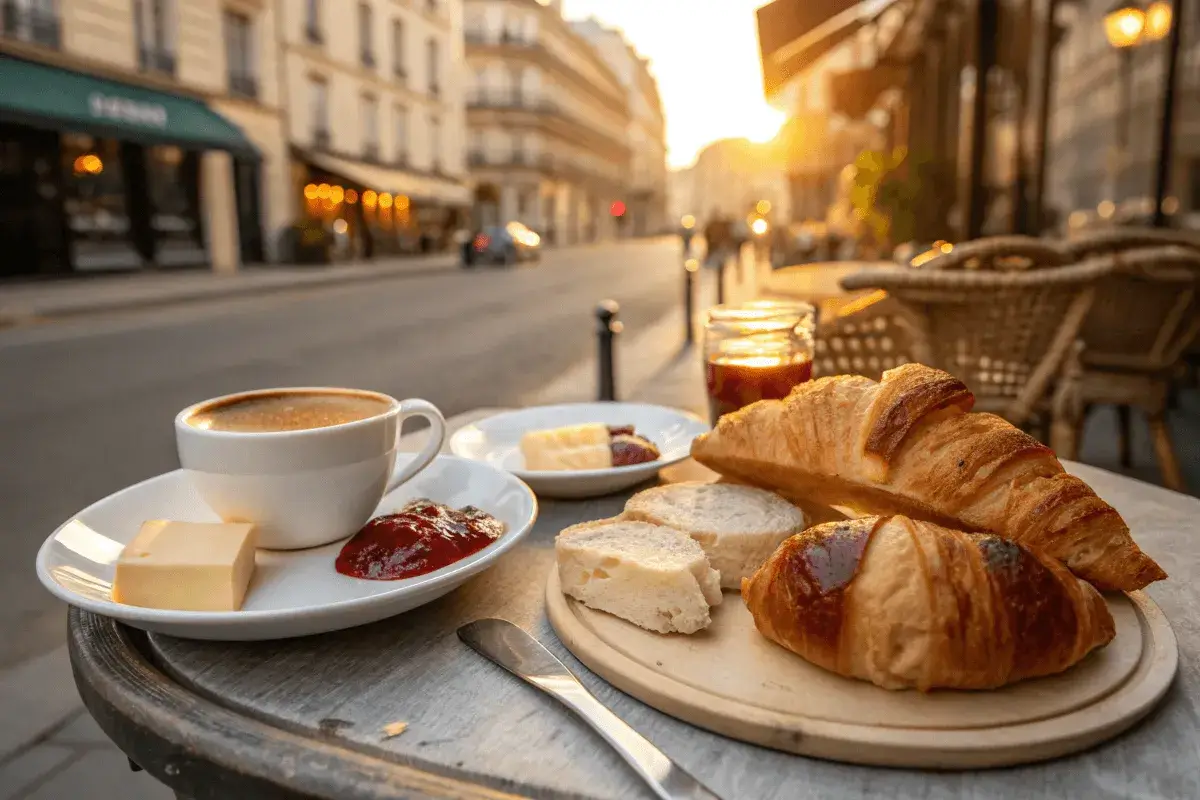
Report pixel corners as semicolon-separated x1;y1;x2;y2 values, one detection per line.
0;258;457;328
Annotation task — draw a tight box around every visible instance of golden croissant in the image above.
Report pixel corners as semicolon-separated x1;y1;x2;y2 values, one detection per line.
742;516;1116;690
692;364;1165;592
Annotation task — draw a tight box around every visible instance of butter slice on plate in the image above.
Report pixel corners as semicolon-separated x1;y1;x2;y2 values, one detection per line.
112;520;257;611
520;424;613;470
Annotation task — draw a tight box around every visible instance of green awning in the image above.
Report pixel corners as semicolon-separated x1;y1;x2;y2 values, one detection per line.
0;55;257;156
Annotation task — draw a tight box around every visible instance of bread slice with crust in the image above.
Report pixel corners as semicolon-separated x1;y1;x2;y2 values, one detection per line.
556;520;722;634
623;482;807;589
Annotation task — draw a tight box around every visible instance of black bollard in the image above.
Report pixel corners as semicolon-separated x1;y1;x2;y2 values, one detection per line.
716;255;727;306
595;300;621;401
683;258;698;345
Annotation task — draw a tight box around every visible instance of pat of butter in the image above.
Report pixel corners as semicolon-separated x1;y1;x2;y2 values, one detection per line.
112;520;257;612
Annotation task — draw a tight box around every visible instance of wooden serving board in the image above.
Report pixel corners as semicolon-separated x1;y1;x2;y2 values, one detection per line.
546;571;1178;769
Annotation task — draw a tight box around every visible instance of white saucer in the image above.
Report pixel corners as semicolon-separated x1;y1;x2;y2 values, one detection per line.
448;403;709;499
36;454;537;641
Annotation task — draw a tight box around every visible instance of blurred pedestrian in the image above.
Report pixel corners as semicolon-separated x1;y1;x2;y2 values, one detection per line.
704;213;729;269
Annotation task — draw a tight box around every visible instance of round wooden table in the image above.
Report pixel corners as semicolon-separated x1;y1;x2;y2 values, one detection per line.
68;411;1199;800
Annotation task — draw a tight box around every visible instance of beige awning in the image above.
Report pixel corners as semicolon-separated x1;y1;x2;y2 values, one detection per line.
306;151;470;206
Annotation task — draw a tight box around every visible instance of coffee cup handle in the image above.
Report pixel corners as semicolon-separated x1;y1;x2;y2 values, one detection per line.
385;399;447;494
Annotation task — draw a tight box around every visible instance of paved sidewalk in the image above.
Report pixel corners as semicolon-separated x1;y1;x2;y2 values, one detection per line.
0;253;457;327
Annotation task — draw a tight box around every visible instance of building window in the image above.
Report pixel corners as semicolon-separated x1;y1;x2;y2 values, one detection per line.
427;38;439;96
310;77;329;148
394;105;408;164
358;2;374;68
429;114;440;171
512;132;524;164
223;11;257;99
305;0;322;43
392;19;406;79
134;0;175;75
2;0;61;48
362;94;379;160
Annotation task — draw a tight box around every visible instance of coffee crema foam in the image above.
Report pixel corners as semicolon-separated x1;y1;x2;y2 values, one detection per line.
187;391;391;433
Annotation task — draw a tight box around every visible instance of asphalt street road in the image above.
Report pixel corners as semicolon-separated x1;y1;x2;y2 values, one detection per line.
0;238;686;670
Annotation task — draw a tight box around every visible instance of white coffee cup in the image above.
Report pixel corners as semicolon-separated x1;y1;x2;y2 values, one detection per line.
174;388;446;550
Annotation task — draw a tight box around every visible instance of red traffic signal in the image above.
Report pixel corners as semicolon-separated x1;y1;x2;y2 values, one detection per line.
609;201;626;217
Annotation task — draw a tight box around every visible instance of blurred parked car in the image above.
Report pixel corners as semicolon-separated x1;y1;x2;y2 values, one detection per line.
461;222;542;267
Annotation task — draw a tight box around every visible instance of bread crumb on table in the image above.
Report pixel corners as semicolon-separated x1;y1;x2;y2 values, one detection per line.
381;721;409;739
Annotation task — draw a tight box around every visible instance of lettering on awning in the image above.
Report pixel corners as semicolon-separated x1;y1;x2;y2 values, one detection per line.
88;92;168;129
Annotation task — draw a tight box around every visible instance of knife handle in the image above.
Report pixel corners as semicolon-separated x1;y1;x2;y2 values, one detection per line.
531;673;722;800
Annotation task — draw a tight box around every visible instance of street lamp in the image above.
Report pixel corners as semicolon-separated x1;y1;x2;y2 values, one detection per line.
1101;0;1182;227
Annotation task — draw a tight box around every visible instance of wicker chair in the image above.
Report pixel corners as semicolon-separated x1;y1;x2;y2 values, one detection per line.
1054;239;1200;491
839;237;1117;451
812;291;920;381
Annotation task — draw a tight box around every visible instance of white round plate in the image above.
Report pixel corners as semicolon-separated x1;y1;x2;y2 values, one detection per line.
36;454;537;641
449;402;710;499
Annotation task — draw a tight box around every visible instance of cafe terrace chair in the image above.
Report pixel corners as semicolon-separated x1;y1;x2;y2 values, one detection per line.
839;236;1118;455
811;291;920;382
1054;239;1200;492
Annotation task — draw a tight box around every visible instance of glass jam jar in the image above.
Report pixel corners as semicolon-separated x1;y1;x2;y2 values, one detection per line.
703;300;816;425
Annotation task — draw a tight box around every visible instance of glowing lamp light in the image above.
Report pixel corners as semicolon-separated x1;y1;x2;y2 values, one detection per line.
332;218;349;234
610;200;626;217
396;194;410;210
755;200;772;216
330;185;345;204
379;192;394;209
1098;199;1117;219
345;189;359;204
684;258;700;273
750;217;769;236
1104;2;1146;48
1162;195;1181;215
317;183;331;200
1145;1;1171;40
939;242;954;254
681;214;696;230
303;183;319;200
362;190;378;208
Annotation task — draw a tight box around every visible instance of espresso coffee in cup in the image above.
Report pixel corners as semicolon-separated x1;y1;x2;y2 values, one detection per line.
187;390;392;433
176;388;447;550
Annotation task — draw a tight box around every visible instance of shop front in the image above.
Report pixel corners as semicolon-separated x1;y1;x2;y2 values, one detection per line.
290;149;468;264
0;55;258;279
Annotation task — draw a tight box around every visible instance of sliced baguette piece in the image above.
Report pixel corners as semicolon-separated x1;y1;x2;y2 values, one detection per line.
623;482;808;589
556;520;722;634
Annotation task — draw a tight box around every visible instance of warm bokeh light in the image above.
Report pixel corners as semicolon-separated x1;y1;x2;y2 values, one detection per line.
332;218;349;234
684;257;700;273
73;154;104;175
303;183;319;200
1098;199;1117;218
1163;195;1181;214
330;185;345;204
610;200;626;217
345;189;359;204
1145;1;1172;40
1068;210;1090;229
317;183;331;200
750;217;768;236
1104;3;1146;48
379;192;394;209
362;190;378;208
755;200;772;216
396;194;410;210
681;214;696;229
939;242;954;254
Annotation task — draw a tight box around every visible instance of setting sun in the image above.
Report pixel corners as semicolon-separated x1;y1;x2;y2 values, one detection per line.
563;0;784;167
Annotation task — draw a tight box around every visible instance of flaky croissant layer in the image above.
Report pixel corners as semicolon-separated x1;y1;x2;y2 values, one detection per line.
742;516;1116;691
693;363;1166;591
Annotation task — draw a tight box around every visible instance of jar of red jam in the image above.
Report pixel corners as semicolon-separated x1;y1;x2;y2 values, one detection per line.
704;301;815;425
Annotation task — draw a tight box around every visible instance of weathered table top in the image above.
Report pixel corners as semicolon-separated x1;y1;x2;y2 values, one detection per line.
68;410;1199;800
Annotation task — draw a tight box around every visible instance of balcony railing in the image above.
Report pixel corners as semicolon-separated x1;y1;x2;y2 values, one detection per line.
1;1;60;48
313;128;331;151
228;72;259;100
139;46;176;76
467;89;555;112
468;151;544;170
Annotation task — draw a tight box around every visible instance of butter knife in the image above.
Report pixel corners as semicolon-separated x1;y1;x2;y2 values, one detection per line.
457;619;722;800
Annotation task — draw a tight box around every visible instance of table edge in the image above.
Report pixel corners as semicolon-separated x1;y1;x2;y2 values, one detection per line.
68;608;531;800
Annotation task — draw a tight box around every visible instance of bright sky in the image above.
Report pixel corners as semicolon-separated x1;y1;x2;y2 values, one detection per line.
561;0;785;169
